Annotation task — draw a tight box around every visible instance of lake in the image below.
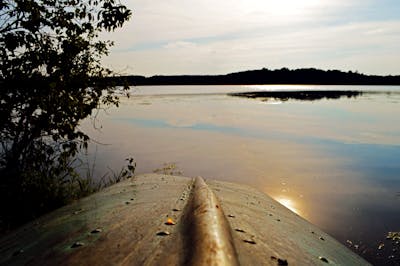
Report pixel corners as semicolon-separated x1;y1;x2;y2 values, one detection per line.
81;85;400;264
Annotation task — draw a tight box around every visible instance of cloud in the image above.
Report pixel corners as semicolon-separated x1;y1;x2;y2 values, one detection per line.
102;1;400;75
104;0;360;48
163;41;198;50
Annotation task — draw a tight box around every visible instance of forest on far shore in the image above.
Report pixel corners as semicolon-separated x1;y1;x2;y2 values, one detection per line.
111;68;400;86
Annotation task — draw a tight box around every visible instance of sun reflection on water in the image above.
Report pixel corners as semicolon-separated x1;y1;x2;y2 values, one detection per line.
276;197;301;216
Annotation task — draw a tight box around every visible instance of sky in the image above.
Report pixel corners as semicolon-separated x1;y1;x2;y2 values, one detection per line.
101;0;400;76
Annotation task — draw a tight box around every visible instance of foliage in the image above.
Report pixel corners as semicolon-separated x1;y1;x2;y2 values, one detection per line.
77;156;136;197
0;0;131;228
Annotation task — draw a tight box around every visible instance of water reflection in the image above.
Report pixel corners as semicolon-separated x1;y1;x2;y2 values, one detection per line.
276;197;301;216
229;90;363;101
81;85;400;265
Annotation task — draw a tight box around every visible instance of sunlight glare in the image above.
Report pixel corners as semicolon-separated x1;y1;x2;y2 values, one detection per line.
270;0;319;13
276;197;300;215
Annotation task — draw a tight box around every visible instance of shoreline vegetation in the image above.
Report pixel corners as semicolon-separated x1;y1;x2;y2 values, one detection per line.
0;0;132;232
110;68;400;86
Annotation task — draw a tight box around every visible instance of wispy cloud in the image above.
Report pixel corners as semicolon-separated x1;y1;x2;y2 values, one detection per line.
102;0;400;75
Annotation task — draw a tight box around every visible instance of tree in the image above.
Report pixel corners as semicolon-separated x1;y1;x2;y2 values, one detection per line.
0;0;131;228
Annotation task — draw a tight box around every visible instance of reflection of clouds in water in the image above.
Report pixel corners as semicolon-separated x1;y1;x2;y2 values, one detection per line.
87;92;400;172
357;132;390;143
82;85;400;264
165;119;197;128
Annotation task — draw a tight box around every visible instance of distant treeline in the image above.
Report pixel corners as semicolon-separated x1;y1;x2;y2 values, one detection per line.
110;68;400;86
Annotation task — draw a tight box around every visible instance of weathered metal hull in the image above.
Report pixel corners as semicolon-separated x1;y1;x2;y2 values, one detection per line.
0;174;369;265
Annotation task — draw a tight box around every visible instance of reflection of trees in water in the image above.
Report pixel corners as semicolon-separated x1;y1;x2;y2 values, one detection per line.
229;90;363;101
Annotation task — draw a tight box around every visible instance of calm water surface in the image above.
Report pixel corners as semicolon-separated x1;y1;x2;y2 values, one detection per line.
82;85;400;264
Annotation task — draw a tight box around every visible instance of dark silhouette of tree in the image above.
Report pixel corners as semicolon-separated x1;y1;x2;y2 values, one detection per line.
0;0;131;228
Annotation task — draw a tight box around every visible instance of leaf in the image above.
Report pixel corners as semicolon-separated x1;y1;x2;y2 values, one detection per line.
0;0;132;228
